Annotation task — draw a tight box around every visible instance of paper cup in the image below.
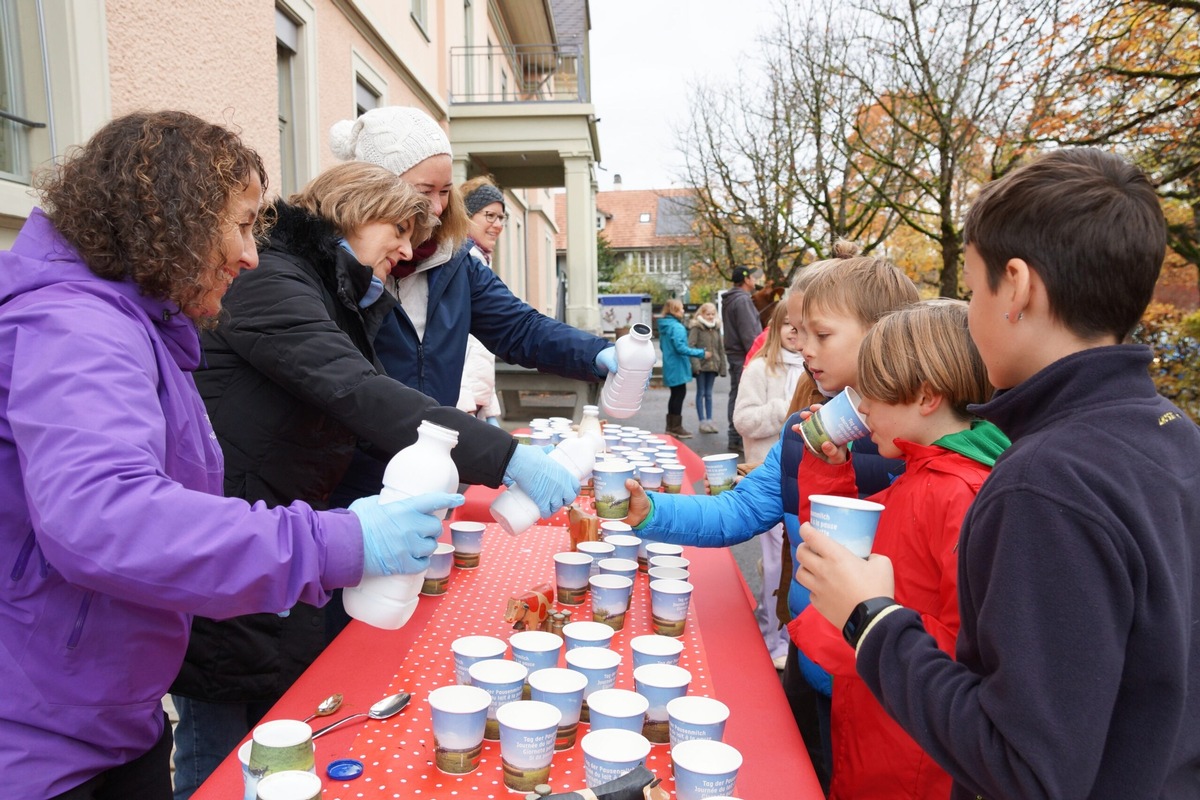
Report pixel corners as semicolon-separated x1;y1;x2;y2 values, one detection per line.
586;688;650;734
671;739;743;800
701;453;740;496
808;494;885;559
601;533;642;562
565;646;622;722
593;462;636;519
648;566;690;584
630;634;685;669
554;551;594;605
238;741;258;800
577;541;615;576
597;557;639;581
562;620;615;651
798;386;870;458
599;520;633;537
254;770;321;800
420;542;455;595
581;728;652;788
645;542;683;561
633;663;691;744
589;574;634;631
648;554;690;572
650;579;694;637
469;659;529;740
660;461;687;494
428;684;491;774
451;635;507;685
496;700;561;793
449;521;485;569
668;696;730;747
510;630;564;677
528;667;588;750
248;720;314;778
637;465;664;490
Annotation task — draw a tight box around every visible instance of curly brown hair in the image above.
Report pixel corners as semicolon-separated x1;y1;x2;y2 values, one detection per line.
35;110;268;315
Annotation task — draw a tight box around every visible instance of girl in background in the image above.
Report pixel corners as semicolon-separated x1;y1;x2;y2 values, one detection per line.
657;298;707;438
734;301;807;668
688;301;726;433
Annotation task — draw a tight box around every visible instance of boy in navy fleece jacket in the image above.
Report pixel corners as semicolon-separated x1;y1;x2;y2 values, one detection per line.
795;148;1200;799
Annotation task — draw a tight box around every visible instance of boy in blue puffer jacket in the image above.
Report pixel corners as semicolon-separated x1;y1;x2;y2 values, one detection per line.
626;245;918;788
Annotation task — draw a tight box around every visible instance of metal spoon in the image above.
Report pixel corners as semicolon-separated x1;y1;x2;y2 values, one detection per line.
302;693;343;723
311;692;411;739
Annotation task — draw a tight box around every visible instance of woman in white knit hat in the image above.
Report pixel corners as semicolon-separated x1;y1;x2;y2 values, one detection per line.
327;106;619;502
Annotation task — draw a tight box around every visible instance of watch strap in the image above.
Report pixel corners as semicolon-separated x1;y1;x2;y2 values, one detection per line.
843;596;899;650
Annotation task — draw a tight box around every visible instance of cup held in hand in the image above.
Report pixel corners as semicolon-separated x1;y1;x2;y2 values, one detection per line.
808;494;885;558
798;387;870;460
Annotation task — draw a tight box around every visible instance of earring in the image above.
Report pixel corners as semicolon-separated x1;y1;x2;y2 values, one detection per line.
1003;312;1024;321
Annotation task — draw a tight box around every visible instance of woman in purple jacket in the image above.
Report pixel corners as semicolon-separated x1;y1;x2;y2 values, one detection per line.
0;111;468;799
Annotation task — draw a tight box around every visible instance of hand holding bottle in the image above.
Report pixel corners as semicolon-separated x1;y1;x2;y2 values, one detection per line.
351;492;464;577
502;444;581;517
593;345;619;376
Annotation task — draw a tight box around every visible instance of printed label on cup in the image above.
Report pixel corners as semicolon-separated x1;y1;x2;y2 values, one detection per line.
808;494;885;559
798;387;871;459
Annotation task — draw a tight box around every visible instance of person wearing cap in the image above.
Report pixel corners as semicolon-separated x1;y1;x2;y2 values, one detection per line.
326;106;620;502
721;266;763;455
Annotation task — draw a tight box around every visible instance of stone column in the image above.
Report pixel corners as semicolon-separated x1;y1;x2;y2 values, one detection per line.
563;155;600;333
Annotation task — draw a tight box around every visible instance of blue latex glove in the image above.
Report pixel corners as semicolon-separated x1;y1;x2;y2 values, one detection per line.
350;491;464;577
486;416;502;427
593;345;618;377
503;443;581;518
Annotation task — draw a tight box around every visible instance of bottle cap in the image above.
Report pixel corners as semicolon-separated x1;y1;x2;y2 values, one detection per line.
326;758;365;780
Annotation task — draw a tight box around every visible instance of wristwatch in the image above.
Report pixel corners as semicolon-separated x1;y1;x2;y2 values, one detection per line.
842;597;899;649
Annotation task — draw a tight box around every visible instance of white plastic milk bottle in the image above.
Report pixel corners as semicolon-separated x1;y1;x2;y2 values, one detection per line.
344;421;459;629
600;323;655;419
489;436;597;535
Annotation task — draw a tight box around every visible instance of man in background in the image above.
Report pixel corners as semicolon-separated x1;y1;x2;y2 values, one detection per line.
721;266;762;455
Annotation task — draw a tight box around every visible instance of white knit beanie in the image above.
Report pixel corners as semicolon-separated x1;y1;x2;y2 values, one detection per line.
329;106;452;176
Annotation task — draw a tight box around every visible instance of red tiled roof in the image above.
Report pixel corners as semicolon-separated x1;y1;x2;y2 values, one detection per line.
554;187;698;251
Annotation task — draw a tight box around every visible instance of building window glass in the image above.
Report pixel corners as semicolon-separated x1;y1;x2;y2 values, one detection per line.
355;77;379;117
0;0;43;184
639;212;651;223
411;0;428;35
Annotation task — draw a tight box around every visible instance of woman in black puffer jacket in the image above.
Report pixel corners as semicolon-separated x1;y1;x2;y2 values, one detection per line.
169;162;523;798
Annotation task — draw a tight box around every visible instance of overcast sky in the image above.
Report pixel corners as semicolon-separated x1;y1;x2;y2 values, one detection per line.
588;0;778;192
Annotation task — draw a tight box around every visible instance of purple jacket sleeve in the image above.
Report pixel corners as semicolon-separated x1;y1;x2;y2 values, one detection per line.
9;296;363;618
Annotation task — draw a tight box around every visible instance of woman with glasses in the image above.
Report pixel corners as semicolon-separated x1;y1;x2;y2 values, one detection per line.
327;107;620;503
455;175;509;425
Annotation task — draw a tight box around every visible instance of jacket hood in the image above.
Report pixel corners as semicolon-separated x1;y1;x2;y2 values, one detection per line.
931;419;1010;467
4;208;201;369
266;201;375;307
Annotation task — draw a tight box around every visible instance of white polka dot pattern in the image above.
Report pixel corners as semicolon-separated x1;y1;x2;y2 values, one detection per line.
319;524;718;798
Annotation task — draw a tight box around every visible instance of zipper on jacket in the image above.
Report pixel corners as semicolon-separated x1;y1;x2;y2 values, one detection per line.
67;590;94;649
10;530;35;580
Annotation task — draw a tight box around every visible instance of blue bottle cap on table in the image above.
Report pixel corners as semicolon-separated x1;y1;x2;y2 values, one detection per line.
326;758;364;780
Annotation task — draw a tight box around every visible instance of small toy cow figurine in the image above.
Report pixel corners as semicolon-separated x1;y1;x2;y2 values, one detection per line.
504;583;554;631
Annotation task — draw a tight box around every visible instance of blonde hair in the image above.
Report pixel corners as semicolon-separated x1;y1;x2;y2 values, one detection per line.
752;299;794;375
437;184;472;251
289;162;438;245
800;240;919;327
662;298;685;318
697;302;717;317
857;299;993;420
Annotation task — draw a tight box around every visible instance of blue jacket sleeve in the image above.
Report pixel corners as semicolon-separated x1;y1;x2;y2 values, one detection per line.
666;318;705;360
635;439;785;546
464;255;609;381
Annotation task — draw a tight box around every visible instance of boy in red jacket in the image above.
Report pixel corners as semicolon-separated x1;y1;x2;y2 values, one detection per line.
795;149;1200;799
790;300;1008;799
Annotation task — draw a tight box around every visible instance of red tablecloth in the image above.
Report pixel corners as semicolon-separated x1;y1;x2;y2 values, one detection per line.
192;440;818;799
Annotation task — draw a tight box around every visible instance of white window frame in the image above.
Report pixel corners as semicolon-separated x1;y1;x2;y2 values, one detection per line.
411;0;430;40
352;49;387;116
275;0;318;198
0;0;109;231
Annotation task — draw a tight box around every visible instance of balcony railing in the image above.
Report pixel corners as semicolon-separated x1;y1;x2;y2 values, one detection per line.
449;43;588;104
